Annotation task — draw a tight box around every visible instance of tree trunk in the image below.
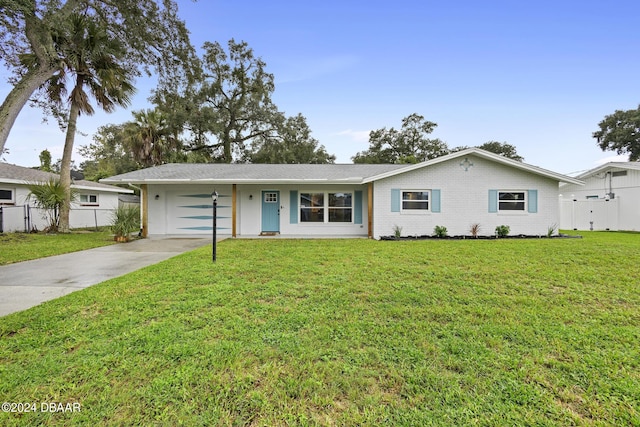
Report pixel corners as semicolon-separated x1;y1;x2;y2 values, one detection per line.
0;65;58;153
58;99;80;234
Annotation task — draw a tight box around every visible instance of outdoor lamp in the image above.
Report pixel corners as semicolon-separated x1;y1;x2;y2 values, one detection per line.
211;191;218;262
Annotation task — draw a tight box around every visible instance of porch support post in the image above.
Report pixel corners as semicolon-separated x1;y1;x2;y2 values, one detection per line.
232;184;237;238
368;182;373;239
141;184;149;237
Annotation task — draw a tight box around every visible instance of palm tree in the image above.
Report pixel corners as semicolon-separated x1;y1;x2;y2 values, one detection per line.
124;108;180;167
47;13;136;233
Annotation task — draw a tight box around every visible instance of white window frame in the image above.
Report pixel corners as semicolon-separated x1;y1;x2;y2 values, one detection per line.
299;191;354;224
0;187;15;205
498;190;527;213
79;193;99;206
401;190;430;214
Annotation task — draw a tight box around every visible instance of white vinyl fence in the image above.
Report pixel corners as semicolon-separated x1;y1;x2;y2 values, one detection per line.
559;198;620;231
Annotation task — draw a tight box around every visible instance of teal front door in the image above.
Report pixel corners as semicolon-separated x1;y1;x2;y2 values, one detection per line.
261;191;280;233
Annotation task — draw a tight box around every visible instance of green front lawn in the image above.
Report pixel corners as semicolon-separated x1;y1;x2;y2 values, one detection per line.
1;233;638;425
0;231;115;265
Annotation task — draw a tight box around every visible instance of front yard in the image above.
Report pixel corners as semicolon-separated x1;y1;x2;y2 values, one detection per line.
0;233;638;425
0;231;115;265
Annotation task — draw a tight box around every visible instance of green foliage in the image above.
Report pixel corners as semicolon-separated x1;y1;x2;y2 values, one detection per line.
392;224;403;238
476;141;524;161
110;205;140;239
593;105;640;161
123;109;181;167
0;231;114;265
39;149;52;172
26;179;76;232
0;0;195;153
495;224;510;238
547;223;557;237
248;113;336;164
469;223;481;237
433;225;448;237
352;113;449;163
0;234;638;425
79;124;140;181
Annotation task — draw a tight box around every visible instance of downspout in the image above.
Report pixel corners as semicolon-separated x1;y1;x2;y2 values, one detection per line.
128;183;147;238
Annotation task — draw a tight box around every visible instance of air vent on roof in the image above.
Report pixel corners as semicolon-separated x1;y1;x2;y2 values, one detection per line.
611;170;627;177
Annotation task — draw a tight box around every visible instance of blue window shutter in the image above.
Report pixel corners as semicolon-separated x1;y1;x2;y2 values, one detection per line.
431;189;441;213
354;191;363;224
391;189;400;212
528;189;538;213
488;190;498;213
290;190;298;224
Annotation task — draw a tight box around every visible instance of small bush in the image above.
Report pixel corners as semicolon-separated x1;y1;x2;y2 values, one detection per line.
433;225;448;238
547;223;557;237
469;223;481;237
495;225;510;238
392;224;403;238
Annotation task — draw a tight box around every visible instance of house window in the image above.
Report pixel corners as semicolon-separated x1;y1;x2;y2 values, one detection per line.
264;192;278;203
611;170;627;177
300;193;324;222
0;188;14;205
498;191;526;211
402;191;429;210
300;192;353;223
329;192;352;222
79;194;98;205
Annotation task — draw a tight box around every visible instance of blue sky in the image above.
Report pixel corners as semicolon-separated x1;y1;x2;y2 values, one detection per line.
2;0;639;174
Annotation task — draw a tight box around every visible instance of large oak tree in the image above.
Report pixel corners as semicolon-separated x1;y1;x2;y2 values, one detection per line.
593;106;640;161
0;0;195;154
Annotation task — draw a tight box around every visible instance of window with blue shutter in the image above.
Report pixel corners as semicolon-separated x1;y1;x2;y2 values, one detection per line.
488;190;498;213
354;191;363;224
431;189;441;213
289;190;298;224
528;190;538;213
391;189;400;212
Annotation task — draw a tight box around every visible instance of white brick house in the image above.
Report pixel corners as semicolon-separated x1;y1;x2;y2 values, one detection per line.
101;148;582;238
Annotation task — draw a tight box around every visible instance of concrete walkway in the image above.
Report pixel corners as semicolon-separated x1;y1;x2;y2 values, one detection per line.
0;236;215;317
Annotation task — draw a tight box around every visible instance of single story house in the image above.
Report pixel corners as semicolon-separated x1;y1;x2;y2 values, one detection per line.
0;162;133;232
100;148;583;239
559;162;640;231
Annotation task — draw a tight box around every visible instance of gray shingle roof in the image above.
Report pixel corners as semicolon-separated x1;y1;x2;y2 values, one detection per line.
0;162;132;193
101;163;406;184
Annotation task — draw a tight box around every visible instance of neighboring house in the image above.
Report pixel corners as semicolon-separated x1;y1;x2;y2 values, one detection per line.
100;148;582;238
0;162;133;232
559;162;640;231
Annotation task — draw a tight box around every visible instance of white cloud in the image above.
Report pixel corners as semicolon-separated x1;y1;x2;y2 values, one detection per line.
334;129;370;143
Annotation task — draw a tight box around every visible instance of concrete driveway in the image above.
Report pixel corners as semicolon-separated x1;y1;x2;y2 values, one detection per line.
0;236;215;317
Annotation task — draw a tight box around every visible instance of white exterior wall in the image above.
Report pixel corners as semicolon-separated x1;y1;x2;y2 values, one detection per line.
372;155;561;238
0;184;121;232
147;184;370;236
559;169;640;231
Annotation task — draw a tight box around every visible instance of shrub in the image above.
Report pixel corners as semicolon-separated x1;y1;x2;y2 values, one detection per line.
547;223;557;237
392;224;403;239
111;206;140;241
433;225;448;238
495;225;510;238
469;223;481;237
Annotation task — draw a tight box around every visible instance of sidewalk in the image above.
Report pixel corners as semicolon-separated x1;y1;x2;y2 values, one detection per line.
0;236;215;317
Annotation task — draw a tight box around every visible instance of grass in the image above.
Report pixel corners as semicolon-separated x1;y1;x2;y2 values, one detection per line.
0;232;639;425
0;231;115;265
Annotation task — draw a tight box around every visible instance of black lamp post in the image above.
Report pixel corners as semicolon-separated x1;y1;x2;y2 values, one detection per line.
211;190;218;262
